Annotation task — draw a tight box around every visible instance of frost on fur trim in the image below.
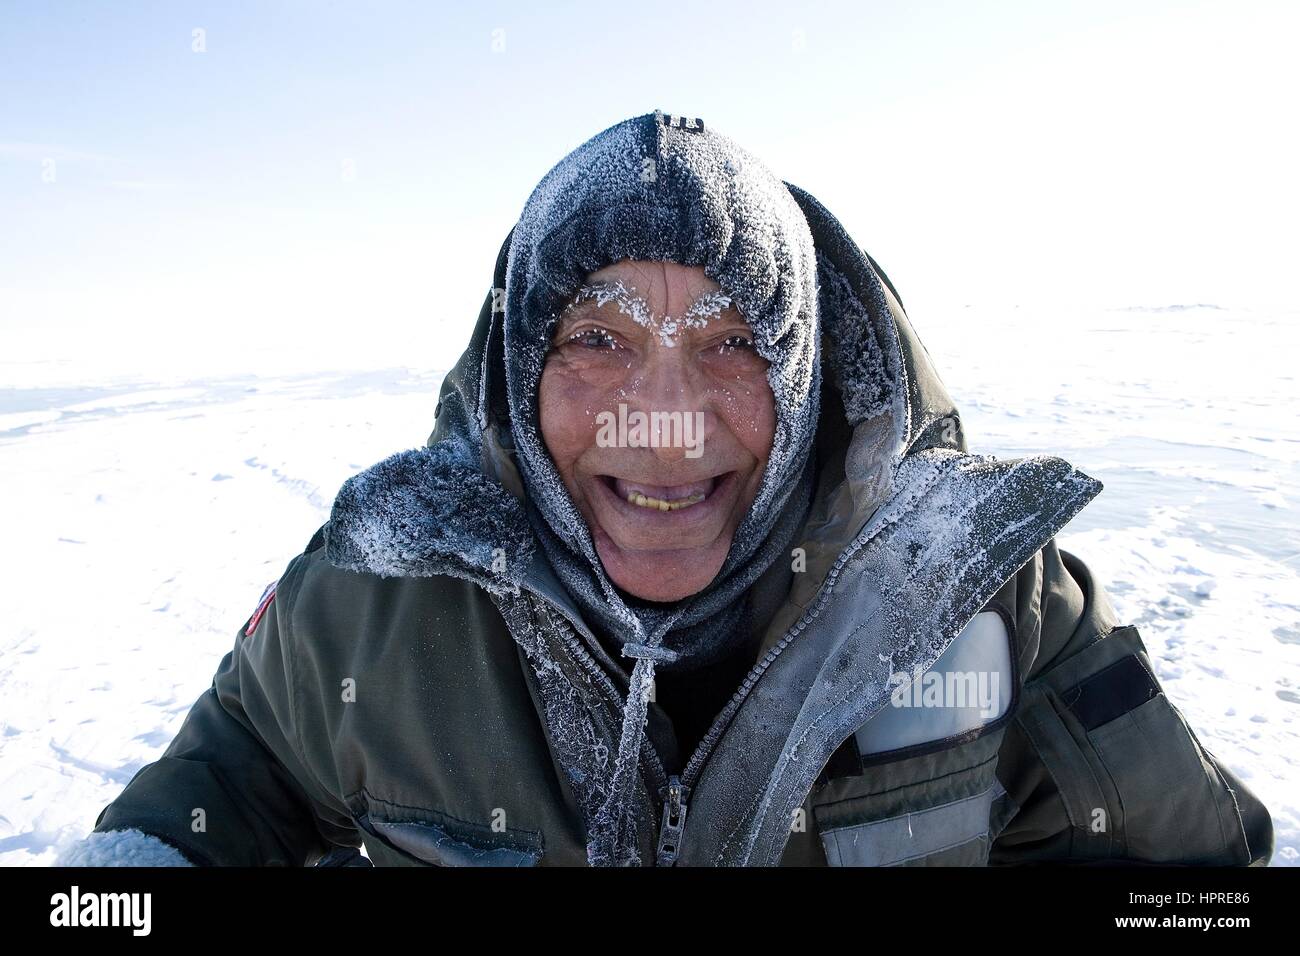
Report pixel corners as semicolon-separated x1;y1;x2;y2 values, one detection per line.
323;442;535;594
816;250;899;428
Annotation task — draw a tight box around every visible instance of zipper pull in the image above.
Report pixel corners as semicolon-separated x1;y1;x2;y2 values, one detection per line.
656;775;689;866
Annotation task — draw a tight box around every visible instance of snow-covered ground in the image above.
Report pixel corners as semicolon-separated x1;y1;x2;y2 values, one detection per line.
928;302;1300;866
1;303;1295;865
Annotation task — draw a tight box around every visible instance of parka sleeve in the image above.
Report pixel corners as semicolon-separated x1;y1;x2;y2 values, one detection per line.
69;527;361;866
988;540;1274;866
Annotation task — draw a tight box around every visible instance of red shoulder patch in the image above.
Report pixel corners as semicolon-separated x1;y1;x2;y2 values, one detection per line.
245;580;277;636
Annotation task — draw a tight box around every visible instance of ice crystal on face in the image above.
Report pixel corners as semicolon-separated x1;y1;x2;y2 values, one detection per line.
565;280;656;334
660;289;735;345
563;280;737;348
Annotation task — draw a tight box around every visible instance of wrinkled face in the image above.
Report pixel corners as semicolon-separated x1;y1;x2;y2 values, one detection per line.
538;260;776;602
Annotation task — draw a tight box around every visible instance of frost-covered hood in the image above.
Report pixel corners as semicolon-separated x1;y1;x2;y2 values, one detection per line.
323;114;1103;867
502;112;827;682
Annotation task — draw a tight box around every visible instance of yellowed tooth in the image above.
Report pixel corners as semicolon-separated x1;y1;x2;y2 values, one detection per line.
626;489;706;511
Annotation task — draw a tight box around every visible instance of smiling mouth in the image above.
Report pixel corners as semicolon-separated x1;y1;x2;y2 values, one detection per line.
599;473;730;512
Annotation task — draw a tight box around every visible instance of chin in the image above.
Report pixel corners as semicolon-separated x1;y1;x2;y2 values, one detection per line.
594;536;727;603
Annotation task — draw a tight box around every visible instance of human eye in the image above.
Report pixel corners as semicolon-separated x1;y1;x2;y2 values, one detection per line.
717;333;756;353
564;326;621;350
700;329;767;374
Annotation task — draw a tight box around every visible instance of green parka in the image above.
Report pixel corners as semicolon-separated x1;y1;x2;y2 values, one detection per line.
84;185;1273;867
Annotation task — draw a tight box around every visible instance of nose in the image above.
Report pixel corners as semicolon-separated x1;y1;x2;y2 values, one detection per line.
623;344;715;465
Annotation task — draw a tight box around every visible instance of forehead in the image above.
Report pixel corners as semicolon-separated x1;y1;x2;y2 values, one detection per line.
587;258;707;285
591;260;721;302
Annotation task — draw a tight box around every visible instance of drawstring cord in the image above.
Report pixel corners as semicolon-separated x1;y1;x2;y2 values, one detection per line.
588;641;676;866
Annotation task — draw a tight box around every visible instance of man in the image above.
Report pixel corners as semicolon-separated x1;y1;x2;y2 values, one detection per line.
57;110;1272;867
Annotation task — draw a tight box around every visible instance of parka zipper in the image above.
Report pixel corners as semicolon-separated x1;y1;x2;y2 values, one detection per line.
665;518;881;857
657;486;928;862
655;775;688;865
532;504;889;866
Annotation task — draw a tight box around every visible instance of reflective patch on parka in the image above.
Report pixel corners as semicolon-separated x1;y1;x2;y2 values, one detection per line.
854;610;1014;757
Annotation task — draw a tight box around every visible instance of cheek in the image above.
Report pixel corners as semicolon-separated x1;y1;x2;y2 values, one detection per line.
709;374;777;463
538;363;604;471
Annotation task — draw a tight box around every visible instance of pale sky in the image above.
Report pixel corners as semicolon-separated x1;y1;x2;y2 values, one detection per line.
2;0;1297;381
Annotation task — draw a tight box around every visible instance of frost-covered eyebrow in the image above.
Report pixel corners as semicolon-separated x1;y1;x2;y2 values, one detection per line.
557;281;648;324
556;279;742;346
